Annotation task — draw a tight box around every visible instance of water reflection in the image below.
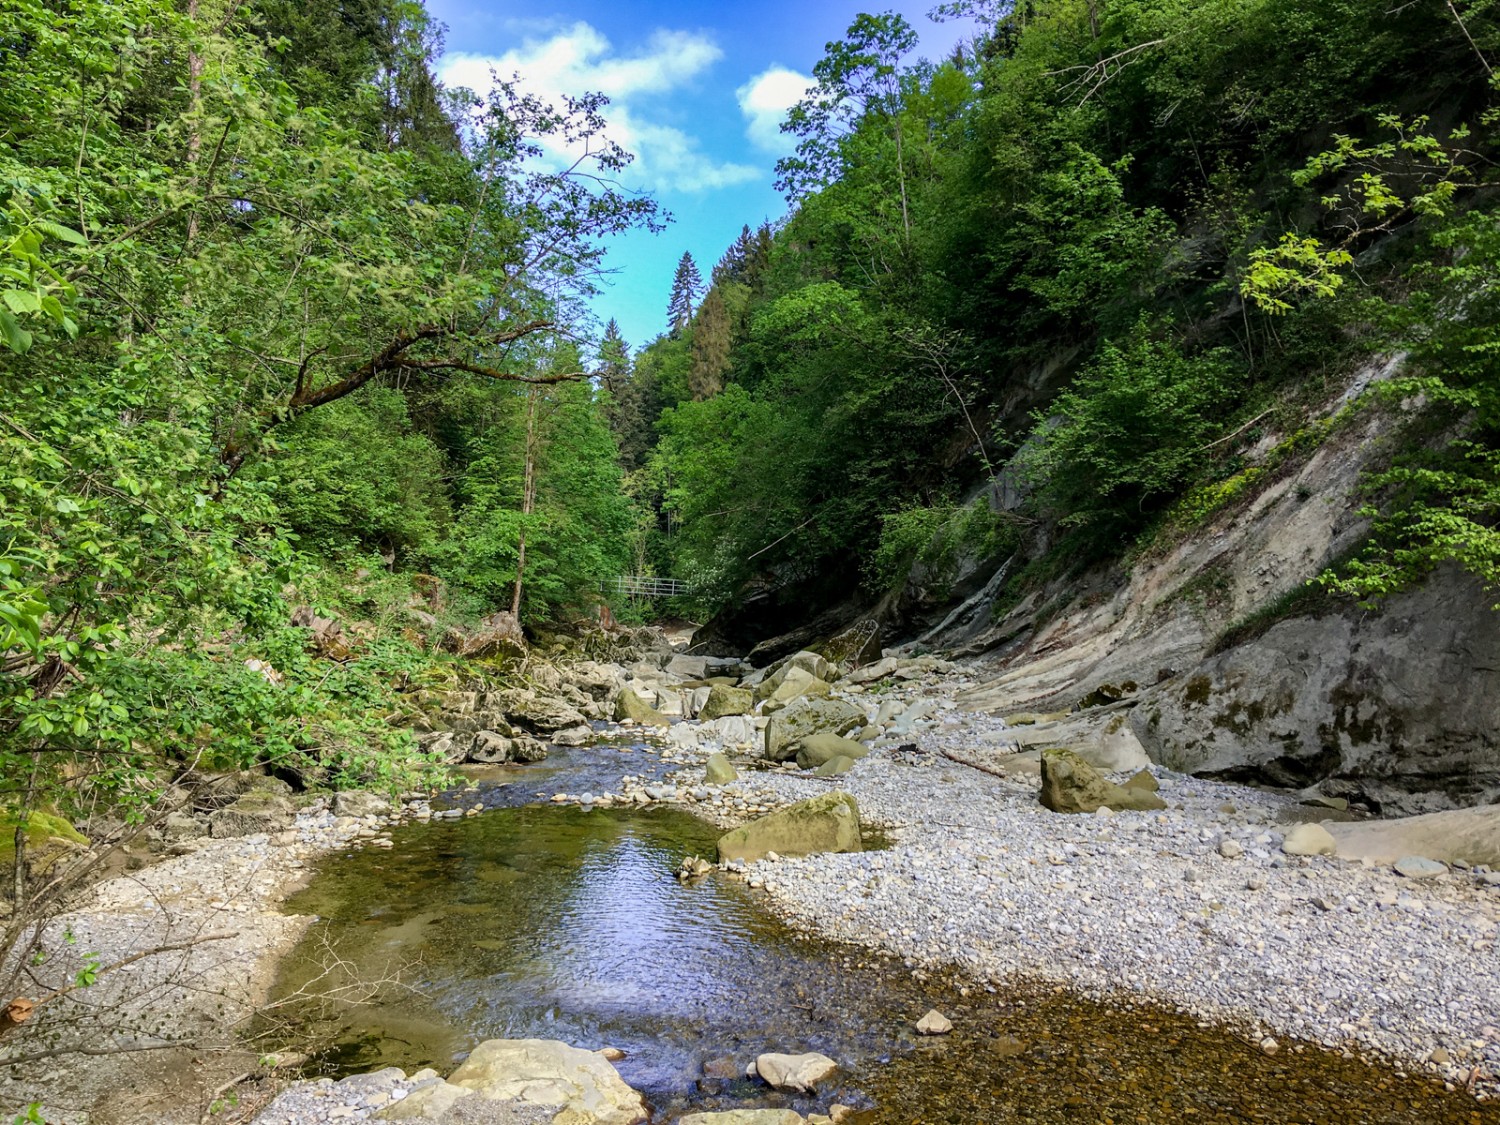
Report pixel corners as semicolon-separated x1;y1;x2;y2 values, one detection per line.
271;804;1500;1124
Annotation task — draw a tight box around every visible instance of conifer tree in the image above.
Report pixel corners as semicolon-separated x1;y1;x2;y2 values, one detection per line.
667;252;704;335
689;287;732;400
598;318;630;391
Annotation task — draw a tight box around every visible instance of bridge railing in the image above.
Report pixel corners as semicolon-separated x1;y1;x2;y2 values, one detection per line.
608;575;693;598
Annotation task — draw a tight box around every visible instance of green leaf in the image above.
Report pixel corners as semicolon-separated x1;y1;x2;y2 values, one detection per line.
34;219;87;245
0;310;32;354
1;290;41;315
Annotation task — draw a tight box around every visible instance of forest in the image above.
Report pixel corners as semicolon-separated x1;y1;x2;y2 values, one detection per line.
3;0;1500;832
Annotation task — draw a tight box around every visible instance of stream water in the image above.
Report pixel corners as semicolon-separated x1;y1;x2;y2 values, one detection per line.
270;754;1499;1124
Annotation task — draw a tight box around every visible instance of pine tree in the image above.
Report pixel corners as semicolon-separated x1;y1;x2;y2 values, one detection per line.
667;252;704;335
688;287;731;400
597;318;630;391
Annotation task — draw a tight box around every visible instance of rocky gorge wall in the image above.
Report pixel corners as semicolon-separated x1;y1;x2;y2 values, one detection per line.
919;358;1500;813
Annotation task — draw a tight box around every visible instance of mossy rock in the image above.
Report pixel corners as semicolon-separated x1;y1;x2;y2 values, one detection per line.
614;688;670;727
699;684;752;721
793;733;869;770
716;792;862;863
1039;748;1166;814
0;812;89;874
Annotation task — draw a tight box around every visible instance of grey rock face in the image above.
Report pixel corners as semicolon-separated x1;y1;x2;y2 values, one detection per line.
208;790;294;838
1135;569;1500;808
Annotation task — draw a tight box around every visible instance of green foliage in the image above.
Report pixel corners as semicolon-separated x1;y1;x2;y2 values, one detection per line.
868;502;1016;593
0;0;656;915
254;388;450;562
1023;327;1241;544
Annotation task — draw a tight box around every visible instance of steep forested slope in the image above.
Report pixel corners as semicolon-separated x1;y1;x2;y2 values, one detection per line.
0;0;648;825
609;0;1500;658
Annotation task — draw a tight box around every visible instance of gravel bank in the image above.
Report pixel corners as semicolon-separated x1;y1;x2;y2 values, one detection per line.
0;798;433;1124
655;677;1500;1099
251;1066;553;1125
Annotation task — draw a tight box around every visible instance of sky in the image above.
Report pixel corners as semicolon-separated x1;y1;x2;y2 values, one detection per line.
426;0;976;354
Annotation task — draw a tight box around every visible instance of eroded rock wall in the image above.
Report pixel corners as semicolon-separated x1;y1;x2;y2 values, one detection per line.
945;358;1500;811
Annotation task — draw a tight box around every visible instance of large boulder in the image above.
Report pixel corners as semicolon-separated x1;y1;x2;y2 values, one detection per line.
613;689;670;727
666;654;710;679
1282;822;1337;856
755;652;838;702
1038;748;1167;814
845;656;900;685
699;684;753;721
815;619;883;671
765;698;864;762
759;667;832;709
502;690;588;735
793;733;869;771
208;787;295;837
442;611;527;661
333;790;391;819
812;755;859;778
1326;805;1500;867
447;1038;647;1125
717;792;862;863
0;811;88;875
705;715;757;747
469;732;548;764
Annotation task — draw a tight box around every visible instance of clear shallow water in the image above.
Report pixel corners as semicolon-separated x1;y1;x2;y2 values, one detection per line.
272;798;1500;1124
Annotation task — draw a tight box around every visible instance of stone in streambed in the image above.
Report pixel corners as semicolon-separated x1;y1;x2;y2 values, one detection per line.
916;1009;953;1035
699;684;753;721
793;733;869;770
754;1051;838;1093
209;788;294;837
704;753;739;785
446;1038;646;1124
764;698;864;761
716;792;862;863
1394;855;1448;880
1281;823;1337;856
613;689;669;727
679;1112;805;1125
813;755;858;778
1038;749;1166;815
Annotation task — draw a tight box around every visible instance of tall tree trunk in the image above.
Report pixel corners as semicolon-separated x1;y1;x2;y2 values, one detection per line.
185;0;203;250
510;387;540;619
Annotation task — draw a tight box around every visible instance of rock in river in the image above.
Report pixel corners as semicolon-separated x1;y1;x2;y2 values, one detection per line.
699;684;753;721
614;688;670;727
754;1051;838;1093
916;1009;953;1035
1038;749;1166;815
446;1038;647;1124
679;1113;806;1125
717;792;862;863
704;752;739;785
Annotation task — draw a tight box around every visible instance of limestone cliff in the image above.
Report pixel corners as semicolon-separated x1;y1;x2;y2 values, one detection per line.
915;357;1500;812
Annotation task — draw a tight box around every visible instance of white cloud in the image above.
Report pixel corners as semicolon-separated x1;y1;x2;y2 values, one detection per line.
737;66;815;153
439;24;757;193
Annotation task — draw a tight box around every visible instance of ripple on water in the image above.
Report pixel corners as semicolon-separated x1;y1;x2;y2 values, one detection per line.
269;804;1499;1124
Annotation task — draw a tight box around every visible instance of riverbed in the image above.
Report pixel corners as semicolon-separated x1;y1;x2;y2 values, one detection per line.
266;784;1500;1124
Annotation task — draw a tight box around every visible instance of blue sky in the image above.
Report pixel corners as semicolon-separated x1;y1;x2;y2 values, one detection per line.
427;0;974;354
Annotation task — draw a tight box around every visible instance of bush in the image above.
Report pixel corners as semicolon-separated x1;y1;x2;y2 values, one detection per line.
1023;325;1241;547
